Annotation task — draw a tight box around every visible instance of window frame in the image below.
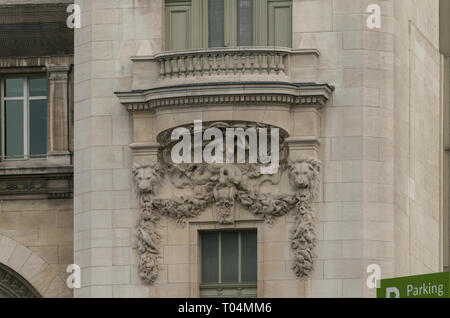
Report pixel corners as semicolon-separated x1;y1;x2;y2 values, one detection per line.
0;75;48;161
199;229;257;294
164;0;293;50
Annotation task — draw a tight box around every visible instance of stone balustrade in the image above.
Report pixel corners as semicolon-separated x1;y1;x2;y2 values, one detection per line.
156;47;290;79
131;47;319;86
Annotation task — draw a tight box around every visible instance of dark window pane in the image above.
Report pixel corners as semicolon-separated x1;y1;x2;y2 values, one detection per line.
29;99;47;157
241;231;257;283
5;100;24;158
29;78;47;97
208;0;224;47
221;232;239;283
238;0;253;46
201;232;219;283
5;79;24;97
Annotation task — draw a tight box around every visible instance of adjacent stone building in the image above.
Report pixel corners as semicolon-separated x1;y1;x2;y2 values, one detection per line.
0;0;74;298
1;0;450;298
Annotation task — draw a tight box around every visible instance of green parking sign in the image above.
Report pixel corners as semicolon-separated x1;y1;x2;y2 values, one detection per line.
377;272;450;298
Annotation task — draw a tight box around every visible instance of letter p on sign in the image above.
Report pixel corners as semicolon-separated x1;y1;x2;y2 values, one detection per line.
386;287;400;298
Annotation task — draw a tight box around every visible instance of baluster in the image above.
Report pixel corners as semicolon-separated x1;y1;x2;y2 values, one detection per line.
165;58;172;78
187;55;194;77
227;54;234;75
249;53;256;74
269;54;276;74
195;55;202;76
236;53;243;75
202;54;206;76
159;59;166;79
199;54;204;76
261;53;268;74
211;53;218;75
242;53;252;74
277;54;285;75
173;57;180;78
219;53;226;75
207;54;213;76
179;55;187;77
254;53;261;74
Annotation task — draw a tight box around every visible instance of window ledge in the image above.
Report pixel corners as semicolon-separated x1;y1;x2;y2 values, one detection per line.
0;164;72;176
116;81;333;113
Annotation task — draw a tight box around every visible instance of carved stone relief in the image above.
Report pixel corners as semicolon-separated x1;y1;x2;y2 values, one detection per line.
0;264;41;298
132;122;321;284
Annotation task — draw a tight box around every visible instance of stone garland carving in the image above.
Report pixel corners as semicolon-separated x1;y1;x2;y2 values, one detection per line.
133;123;320;284
133;157;320;284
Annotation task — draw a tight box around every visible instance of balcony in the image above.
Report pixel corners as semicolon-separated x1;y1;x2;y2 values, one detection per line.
130;46;320;89
116;45;332;156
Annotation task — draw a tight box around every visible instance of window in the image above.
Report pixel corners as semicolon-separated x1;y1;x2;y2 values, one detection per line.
208;0;225;47
165;0;292;50
1;77;47;160
237;0;253;46
200;230;257;298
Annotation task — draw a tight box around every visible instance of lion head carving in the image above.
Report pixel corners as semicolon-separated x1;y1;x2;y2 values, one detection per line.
132;162;163;194
287;156;321;199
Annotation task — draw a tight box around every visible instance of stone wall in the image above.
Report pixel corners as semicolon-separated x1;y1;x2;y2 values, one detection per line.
393;0;441;277
291;0;394;297
74;0;158;298
0;199;73;297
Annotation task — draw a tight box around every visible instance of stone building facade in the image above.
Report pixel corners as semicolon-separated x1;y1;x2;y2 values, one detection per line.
0;0;74;298
71;0;450;298
1;0;449;298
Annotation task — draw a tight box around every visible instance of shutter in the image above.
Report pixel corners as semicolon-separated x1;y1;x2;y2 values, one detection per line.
268;0;292;47
165;2;192;50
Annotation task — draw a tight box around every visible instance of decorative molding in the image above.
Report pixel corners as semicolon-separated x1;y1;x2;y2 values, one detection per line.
131;47;319;62
0;166;73;199
116;82;333;113
132;122;321;284
47;64;71;81
0;55;73;70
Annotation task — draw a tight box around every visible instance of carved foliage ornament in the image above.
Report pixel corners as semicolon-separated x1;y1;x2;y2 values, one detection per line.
133;122;321;284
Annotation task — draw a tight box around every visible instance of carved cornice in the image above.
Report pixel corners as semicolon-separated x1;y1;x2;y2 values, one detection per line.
116;82;333;113
47;64;71;81
0;166;73;199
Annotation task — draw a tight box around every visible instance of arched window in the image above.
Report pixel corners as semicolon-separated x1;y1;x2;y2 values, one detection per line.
0;263;41;298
